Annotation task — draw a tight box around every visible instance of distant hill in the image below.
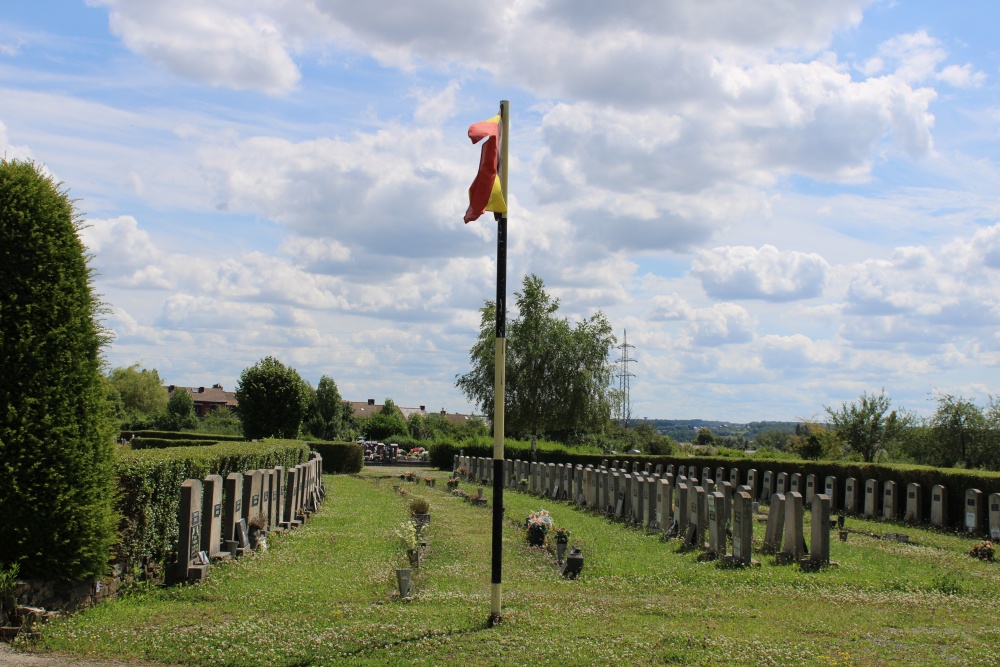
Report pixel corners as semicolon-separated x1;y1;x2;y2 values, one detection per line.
638;419;801;444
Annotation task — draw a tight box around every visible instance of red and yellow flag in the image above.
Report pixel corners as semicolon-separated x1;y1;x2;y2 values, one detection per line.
464;114;506;223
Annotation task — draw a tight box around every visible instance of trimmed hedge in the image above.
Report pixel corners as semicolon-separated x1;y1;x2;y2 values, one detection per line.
312;441;364;474
436;443;1000;532
129;438;226;450
122;430;246;442
114;439;309;574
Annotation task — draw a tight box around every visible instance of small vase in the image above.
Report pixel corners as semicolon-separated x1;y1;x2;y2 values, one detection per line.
407;549;420;568
556;541;567;563
396;568;412;598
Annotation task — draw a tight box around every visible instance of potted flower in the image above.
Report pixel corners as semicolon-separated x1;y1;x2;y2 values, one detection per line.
247;515;268;550
394;520;420;569
410;497;431;528
553;527;571;563
455;466;467;479
424;477;433;487
446;478;459;490
525;509;552;547
518;478;528;492
970;541;995;562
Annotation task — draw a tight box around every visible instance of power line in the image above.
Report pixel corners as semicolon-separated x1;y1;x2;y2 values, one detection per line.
615;329;636;429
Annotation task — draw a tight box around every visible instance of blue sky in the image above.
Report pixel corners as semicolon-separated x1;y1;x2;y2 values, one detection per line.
4;1;1000;423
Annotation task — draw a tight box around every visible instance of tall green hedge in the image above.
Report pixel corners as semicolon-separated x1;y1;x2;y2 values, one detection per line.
114;439;309;573
0;159;118;581
129;438;225;450
122;430;246;442
311;441;363;474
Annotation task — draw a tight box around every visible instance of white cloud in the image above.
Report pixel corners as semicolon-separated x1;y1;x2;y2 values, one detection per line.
692;245;828;301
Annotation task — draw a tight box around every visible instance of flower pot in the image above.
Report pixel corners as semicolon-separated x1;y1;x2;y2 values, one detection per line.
527;525;547;547
556;541;567;563
413;513;430;528
407;549;420;568
396;568;413;598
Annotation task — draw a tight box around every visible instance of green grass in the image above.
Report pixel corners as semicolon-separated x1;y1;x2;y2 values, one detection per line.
20;468;1000;666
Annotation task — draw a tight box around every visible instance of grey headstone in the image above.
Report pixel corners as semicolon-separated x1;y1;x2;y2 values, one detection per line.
965;488;983;533
930;484;947;527
904;482;922;523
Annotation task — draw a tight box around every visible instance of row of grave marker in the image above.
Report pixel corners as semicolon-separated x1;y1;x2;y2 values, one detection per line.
454;456;1000;540
173;453;325;584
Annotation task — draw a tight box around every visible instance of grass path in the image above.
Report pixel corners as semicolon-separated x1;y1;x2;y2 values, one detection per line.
17;469;1000;666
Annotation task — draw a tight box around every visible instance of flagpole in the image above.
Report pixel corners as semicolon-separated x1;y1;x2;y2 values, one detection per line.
489;99;509;626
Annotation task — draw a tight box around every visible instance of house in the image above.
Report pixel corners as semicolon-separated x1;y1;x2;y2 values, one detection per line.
167;384;238;418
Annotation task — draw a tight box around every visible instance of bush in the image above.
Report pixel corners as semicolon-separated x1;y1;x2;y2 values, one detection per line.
129;438;226;450
311;441;363;474
123;430;245;442
115;439;309;574
0;159;118;581
409;497;430;514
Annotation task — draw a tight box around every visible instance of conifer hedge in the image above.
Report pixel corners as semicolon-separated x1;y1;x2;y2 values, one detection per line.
0;159;118;581
114;439;309;573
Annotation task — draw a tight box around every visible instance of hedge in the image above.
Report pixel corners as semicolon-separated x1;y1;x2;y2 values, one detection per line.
129;438;226;450
122;430;246;442
114;439;310;575
311;441;364;474
435;444;1000;532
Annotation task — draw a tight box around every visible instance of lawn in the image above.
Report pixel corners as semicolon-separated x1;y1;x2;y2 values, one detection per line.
20;467;1000;666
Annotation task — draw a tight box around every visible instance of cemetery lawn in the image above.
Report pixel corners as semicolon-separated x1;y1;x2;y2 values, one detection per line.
21;470;1000;667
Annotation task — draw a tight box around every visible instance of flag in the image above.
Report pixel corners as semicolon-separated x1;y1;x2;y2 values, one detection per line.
464;114;506;223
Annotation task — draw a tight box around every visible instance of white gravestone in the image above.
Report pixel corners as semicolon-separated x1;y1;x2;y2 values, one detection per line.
930;484;947;527
905;483;923;523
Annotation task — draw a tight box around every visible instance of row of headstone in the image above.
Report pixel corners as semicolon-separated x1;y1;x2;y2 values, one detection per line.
174;453;325;584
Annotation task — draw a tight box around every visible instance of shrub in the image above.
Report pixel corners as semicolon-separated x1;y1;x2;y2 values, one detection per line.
123;430;245;442
311;441;363;474
0;159;118;581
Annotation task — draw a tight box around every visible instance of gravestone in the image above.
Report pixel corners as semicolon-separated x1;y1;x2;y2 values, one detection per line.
283;466;301;528
553;464;564;499
650;479;663;530
594;469;604;510
685;486;706;549
714;467;725;487
705;479;715;494
201;474;224;559
675;480;690;536
930;484;948;527
863;479;880;518
776;472;788;495
655;464;663;476
883;480;898;520
659;476;674;533
629;474;642;524
708;491;726;556
582;468;592;506
803;474;816;505
989;493;1000;540
790;473;803;496
965;489;983;533
782;492;806;562
688;465;698;480
746;469;758;500
175;479;207;583
666;464;675;476
623;474;634;518
730;491;755;565
904;483;923;523
272;467;286;532
720;481;734;530
762;492;786;553
807;494;831;566
611;473;623;516
760;471;774;505
844;478;859;514
261;469;275;530
532;462;542;494
242;470;263;526
643;477;654;526
632;461;641;475
702;467;712;485
222;472;245;554
729;468;740;488
644;462;652;474
823;476;837;511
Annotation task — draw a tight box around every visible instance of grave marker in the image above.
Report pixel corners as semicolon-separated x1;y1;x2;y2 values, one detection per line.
760;471;774;504
782;492;805;562
807;494;831;566
790;473;803;496
863;479;880;518
904;483;923;523
746;469;758;500
965;489;983;533
201;474;224;559
221;472;245;555
844;478;859;514
883;480;898;520
175;479;207;583
762;492;786;553
730;491;755;566
930;484;947;527
776;472;788;495
685;486;706;549
989;493;1000;540
676;480;690;536
242;470;263;526
729;468;740;488
708;491;726;556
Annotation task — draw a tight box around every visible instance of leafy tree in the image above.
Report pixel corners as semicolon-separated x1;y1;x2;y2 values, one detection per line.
197;407;242;436
787;422;840;460
235;356;309;439
929;394;986;468
360;412;408;442
694;427;716;448
633;421;675;455
107;364;169;428
824;389;907;463
0;159;118;579
754;429;790;452
161;388;199;431
456;274;616;456
304;375;344;440
407;413;429;439
380;398;398;417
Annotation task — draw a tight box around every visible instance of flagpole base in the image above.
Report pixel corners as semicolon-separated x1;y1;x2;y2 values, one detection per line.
488;583;502;626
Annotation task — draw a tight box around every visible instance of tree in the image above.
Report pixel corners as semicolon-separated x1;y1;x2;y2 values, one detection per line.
824;389;907;463
304;375;344;440
360;412;408;442
633;421;675;455
0;159;118;579
456;274;616;456
162;388;199;431
929;394;986;468
235;356;309;439
694;427;716;448
107;364;169;428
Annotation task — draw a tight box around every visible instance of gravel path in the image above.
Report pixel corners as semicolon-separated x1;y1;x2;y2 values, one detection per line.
0;643;163;667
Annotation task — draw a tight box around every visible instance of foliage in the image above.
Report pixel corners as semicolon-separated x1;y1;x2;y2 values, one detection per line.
786;422;841;460
0;159;118;581
196;408;243;436
0;562;19;622
929;394;997;469
409;497;430;515
236;356;310;440
310;441;364;474
106;364;169;429
129;438;224;450
456;274;616;455
393;520;419;551
304;375;345;441
632;421;676;455
160;388;199;431
825;389;908;463
360;411;409;441
114;439;309;574
124;430;245;442
694;427;716;448
970;541;995;562
754;428;790;451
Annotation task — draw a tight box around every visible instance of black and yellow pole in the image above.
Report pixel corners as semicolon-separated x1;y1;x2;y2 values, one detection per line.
489;99;509;626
